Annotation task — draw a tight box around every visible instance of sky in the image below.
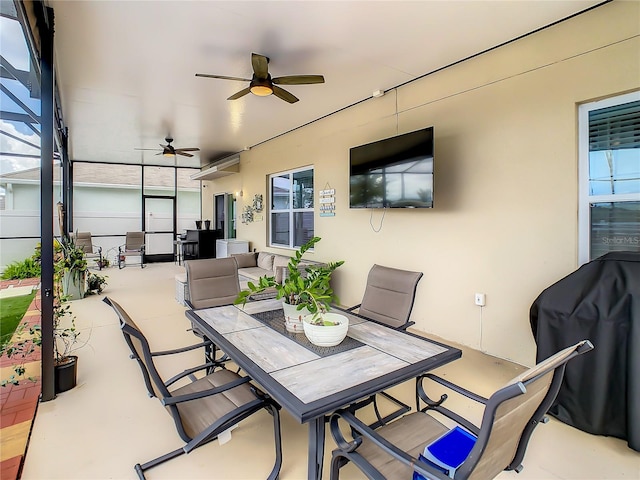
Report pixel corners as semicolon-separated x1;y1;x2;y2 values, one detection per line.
0;14;42;177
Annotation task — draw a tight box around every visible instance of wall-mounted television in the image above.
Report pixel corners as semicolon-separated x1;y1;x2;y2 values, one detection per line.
349;127;434;208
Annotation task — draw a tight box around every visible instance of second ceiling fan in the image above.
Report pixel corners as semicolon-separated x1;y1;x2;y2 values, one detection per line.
196;53;324;104
135;137;200;157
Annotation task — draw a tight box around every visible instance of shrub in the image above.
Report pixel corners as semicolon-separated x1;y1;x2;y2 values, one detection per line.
1;257;41;280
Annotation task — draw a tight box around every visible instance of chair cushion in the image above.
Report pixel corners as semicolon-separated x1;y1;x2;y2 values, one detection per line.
257;252;275;271
232;252;257;268
171;369;258;439
352;412;448;479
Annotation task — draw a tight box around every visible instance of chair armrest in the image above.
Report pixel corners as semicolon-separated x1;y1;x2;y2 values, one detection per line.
151;339;213;357
330;410;451;480
162;375;251;406
163;361;217;386
416;374;484;436
419;373;489;405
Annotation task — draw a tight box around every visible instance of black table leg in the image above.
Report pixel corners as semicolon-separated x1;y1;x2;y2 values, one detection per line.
308;416;326;480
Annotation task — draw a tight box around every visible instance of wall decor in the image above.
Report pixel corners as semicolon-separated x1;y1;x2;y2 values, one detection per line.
319;184;335;217
252;194;263;212
241;205;254;224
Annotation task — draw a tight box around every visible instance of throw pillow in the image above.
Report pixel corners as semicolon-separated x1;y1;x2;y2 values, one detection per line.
257;252;275;271
231;252;257;268
273;255;291;284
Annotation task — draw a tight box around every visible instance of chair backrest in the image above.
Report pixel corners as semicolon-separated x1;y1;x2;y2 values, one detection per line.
185;257;240;309
358;264;423;329
125;231;145;250
102;296;167;400
458;340;593;480
73;232;94;254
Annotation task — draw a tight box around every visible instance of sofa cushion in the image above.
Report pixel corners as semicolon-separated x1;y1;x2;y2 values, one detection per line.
273;255;291;284
238;266;271;281
257;252;275;271
232;252;257;268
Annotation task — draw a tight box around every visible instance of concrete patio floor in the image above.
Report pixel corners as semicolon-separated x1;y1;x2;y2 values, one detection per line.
20;263;640;479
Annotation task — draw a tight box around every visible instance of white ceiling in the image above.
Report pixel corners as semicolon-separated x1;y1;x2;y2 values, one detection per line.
49;0;604;169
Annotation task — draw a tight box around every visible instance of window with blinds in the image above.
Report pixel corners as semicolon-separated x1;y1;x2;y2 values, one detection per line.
579;92;640;264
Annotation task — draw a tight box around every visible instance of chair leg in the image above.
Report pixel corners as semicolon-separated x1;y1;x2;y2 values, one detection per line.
134;446;186;479
330;451;344;480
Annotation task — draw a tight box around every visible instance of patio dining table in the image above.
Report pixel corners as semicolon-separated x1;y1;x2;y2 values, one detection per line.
185;299;462;480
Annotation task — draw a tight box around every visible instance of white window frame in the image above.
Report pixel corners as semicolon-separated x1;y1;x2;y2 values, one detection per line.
268;166;314;249
578;91;640;265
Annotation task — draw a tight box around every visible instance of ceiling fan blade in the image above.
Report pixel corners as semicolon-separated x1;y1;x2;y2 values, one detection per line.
251;53;269;78
272;75;325;85
175;148;200;152
195;73;251;82
177;151;194;158
134;148;162;151
228;87;251;100
272;85;299;104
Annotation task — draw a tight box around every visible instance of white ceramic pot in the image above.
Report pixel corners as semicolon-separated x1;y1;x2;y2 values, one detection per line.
302;313;349;347
282;302;310;333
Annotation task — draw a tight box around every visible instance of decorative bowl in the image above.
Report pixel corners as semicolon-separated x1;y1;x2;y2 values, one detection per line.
302;312;349;347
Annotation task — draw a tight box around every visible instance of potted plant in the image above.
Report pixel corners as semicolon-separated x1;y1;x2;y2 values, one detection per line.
1;242;84;392
56;236;88;300
51;289;81;392
86;272;108;295
235;237;345;333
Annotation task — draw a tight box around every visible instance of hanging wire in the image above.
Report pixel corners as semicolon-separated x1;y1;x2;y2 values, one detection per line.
369;207;386;233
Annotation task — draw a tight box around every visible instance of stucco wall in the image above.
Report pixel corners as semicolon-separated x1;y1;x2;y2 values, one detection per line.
201;2;640;365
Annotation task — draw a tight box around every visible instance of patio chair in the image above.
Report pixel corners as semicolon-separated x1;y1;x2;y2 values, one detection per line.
102;296;282;480
329;340;594;480
345;264;424;428
185;257;241;369
72;231;103;270
118;231;145;269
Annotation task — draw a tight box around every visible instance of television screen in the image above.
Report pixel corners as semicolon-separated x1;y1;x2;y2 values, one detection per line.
349;127;434;208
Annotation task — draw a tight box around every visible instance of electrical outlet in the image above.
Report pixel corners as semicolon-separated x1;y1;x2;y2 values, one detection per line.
475;293;486;306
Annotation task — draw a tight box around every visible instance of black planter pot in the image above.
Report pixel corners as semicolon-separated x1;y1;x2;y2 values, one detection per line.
55;355;78;393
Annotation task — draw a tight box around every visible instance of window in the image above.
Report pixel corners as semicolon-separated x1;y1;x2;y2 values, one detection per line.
269;167;314;248
578;92;640;264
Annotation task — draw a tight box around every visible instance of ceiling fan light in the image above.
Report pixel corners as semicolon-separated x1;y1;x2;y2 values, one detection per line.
163;151;175;157
250;84;273;96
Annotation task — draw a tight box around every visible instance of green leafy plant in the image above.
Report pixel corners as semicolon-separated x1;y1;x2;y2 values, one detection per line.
55;235;88;279
0;322;41;386
94;257;110;269
235;237;344;320
1;257;41;280
1;237;85;386
86;272;108;295
52;291;79;365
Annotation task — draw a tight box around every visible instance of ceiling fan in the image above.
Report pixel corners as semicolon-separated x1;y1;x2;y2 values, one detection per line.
135;137;200;157
195;52;324;104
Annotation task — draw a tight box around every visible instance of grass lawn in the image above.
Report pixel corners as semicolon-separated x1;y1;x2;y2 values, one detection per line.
1;291;37;352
